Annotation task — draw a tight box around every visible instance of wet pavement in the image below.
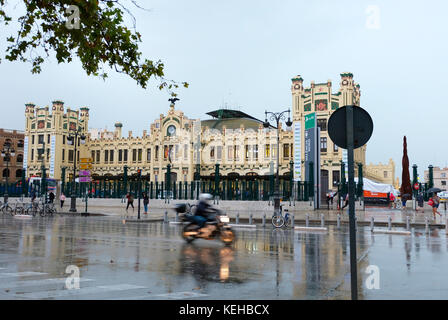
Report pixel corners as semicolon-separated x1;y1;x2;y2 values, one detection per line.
0;214;447;300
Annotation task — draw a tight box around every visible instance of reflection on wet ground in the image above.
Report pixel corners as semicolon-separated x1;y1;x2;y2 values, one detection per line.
0;215;447;299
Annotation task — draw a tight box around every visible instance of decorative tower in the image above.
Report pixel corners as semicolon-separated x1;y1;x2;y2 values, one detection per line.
291;75;304;121
52;100;64;130
339;72;355;106
79;107;89;132
25;103;35;131
114;122;123;138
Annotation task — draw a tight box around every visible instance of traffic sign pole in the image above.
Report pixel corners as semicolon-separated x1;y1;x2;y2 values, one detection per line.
346;105;358;301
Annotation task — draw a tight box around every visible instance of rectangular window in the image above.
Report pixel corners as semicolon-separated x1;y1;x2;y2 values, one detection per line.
317;119;327;131
147;148;151;162
62;149;65;161
290;143;293;158
384;171;388;178
38;134;44;144
104;150;109;163
320;137;327;153
132;149;137;162
245;145;250;160
110;150;114;163
155;146;159;160
31;149;34;161
96;150;100;164
253;145;258;160
271;144;276;158
442;181;447;186
210;146;215;160
217;146;222;160
68;150;74;162
118;150;122;162
175;145;179;160
47;134;50;144
442;173;446;178
265;144;270;158
333;170;340;187
124;149;128;162
164;146;168;161
283;144;290;159
32;135;35;144
138;149;142;162
63;135;65;145
235;145;239;161
333;143;338;152
227;146;233;160
91;151;95;162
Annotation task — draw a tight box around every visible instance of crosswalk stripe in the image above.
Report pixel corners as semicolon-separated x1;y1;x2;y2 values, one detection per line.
0;272;47;278
17;284;146;299
0;278;94;289
105;291;209;300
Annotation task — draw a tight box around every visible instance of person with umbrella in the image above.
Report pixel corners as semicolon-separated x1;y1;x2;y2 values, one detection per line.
427;188;443;220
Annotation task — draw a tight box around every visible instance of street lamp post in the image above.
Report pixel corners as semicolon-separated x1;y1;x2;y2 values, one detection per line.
67;129;86;213
1;141;15;203
263;109;292;215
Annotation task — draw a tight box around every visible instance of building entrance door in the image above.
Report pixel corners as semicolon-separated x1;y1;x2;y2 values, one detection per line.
320;170;329;205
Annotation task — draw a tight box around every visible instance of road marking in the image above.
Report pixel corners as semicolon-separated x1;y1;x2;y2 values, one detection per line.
0;272;47;278
154;291;208;299
16;284;146;299
0;278;94;289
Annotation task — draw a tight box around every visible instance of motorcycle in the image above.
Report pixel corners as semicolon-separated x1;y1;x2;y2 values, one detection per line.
174;203;235;245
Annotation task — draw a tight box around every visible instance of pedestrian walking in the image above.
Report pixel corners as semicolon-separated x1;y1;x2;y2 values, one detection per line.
143;192;149;215
60;193;66;209
389;192;395;209
430;193;441;220
48;191;55;203
341;193;349;210
416;193;424;212
126;193;134;211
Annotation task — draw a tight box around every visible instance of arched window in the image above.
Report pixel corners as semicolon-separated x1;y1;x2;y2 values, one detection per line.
17;154;23;163
16;169;22;178
18;140;24;148
2;168;10;178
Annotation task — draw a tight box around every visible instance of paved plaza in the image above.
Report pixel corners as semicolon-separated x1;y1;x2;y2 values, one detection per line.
0;210;447;300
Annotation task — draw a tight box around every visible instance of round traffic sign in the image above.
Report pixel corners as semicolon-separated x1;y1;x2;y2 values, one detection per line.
414;183;419;190
328;105;373;149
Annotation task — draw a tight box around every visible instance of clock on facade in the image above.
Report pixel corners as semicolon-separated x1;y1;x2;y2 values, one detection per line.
167;125;176;136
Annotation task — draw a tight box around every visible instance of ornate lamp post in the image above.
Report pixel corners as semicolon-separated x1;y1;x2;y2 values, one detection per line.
67;128;86;212
263;109;292;215
1;141;15;203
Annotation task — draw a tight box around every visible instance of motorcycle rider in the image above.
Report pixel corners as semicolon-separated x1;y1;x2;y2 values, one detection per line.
193;193;217;238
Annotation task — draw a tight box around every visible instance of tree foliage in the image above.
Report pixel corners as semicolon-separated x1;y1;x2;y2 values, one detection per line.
0;0;188;95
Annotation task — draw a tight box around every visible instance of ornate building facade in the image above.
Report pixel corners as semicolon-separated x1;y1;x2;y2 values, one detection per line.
23;72;395;191
0;129;25;182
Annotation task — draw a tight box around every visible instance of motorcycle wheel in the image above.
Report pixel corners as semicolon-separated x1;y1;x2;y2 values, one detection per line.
272;215;285;228
220;229;235;245
183;224;198;243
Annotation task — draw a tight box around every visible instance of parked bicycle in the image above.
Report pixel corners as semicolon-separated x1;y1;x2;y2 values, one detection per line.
25;200;39;217
12;200;26;215
271;206;292;228
0;200;13;216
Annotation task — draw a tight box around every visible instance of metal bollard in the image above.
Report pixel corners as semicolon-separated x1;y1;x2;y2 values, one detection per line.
425;217;429;233
321;213;325;227
262;213;266;228
236;213;240;224
337;214;341;228
249;213;253;225
164;211;168;223
388;216;392;230
370;216;374;232
291;214;295;228
406;216;410;231
306;214;309;227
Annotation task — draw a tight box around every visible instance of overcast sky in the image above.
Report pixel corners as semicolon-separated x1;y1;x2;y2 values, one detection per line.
1;0;447;181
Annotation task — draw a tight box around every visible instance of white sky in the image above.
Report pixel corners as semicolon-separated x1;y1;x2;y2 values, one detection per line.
1;0;447;181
